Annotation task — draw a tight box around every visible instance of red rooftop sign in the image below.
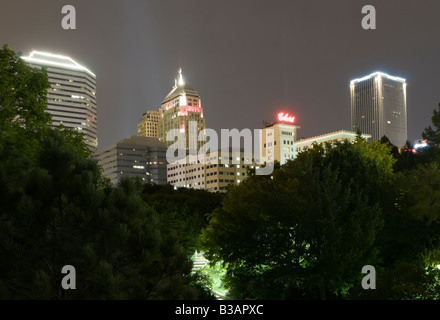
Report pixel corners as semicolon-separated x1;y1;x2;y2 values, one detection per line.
277;112;295;124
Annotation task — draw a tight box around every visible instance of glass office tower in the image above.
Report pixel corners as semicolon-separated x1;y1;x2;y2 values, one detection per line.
350;71;407;147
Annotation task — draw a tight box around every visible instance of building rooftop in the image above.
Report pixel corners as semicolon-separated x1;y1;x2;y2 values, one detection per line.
350;71;406;85
161;68;199;104
97;136;167;153
21;51;96;77
295;130;371;144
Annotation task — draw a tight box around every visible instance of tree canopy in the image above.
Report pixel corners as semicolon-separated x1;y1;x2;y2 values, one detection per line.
0;45;212;299
201;139;394;299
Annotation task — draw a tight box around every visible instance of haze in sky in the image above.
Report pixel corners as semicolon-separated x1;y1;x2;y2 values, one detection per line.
1;0;439;149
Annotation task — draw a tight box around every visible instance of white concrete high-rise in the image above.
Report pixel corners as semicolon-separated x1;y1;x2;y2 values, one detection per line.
22;51;98;151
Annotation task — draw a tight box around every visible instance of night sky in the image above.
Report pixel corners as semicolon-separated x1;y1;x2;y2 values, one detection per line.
1;0;440;149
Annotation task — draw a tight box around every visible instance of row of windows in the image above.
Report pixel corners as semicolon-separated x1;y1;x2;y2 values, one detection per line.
48;69;96;87
168;170;247;179
169;179;238;186
264;139;294;148
168;163;252;171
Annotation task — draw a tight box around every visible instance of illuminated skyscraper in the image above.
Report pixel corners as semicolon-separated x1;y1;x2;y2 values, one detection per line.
21;51;98;151
350;71;407;147
158;68;205;154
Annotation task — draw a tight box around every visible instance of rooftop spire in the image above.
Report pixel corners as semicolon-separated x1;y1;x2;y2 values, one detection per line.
177;67;184;86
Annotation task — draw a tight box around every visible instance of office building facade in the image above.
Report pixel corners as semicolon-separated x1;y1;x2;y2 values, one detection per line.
21;51;98;151
350;71;407;147
137;109;160;138
96;136;167;185
167;149;259;193
260;112;300;166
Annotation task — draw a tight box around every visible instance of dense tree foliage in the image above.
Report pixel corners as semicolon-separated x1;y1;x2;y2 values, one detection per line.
0;45;212;299
201;139;394;299
141;184;224;254
423;103;440;146
202;122;440;299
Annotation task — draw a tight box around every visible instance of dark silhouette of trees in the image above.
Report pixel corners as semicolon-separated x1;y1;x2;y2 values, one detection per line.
0;45;212;299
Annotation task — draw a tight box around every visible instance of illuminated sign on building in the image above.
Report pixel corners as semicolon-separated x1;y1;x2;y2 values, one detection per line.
277;112;295;124
414;139;428;149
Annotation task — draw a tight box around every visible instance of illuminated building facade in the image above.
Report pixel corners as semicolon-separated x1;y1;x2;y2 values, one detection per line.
350;71;407;147
21;51;98;151
294;130;371;154
137;109;160;138
96;136;167;185
158;68;205;153
260;112;300;165
167;149;259;193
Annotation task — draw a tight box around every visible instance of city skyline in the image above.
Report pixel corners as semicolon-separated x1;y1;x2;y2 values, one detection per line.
2;1;440;305
1;1;439;149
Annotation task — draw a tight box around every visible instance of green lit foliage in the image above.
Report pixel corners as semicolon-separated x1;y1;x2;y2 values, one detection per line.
202;139;393;299
141;184;224;255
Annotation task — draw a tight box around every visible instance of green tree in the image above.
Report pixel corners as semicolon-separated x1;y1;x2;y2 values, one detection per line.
422;103;440;146
0;45;52;218
350;162;440;299
380;136;399;156
0;44;51;134
77;176;205;299
141;184;224;254
202;139;394;299
0;127;209;299
0;128;103;298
